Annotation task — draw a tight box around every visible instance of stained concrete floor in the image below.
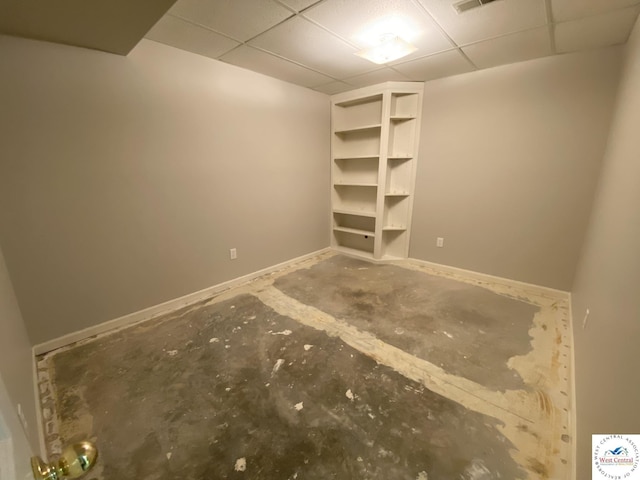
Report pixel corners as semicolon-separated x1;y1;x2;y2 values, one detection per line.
37;253;573;480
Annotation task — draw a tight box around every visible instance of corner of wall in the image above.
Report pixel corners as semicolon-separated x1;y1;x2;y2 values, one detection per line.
569;14;640;480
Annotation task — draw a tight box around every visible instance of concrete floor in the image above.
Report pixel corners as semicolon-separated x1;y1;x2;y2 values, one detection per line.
37;253;573;480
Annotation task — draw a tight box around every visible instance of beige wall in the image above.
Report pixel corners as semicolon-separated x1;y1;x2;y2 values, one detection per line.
0;35;330;345
410;47;624;290
0;245;40;456
571;17;640;479
1;374;36;479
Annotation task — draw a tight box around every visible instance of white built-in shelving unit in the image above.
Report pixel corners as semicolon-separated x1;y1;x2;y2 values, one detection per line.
330;82;423;260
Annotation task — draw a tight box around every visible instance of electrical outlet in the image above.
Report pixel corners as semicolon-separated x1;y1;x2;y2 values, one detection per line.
436;237;444;248
230;248;237;260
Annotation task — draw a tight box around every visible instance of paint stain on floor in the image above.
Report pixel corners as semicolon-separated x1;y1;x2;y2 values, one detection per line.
273;255;539;391
37;254;572;480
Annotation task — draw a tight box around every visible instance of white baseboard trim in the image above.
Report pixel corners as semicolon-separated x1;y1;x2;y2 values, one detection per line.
33;249;569;350
405;257;571;300
31;353;46;457
33;248;330;356
567;294;578;480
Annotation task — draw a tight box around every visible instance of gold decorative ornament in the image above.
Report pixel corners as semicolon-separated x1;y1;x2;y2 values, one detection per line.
31;441;98;480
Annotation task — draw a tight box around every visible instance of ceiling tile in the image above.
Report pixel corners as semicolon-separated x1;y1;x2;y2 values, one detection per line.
462;27;552;69
249;16;377;78
416;0;548;46
219;45;334;87
169;0;293;42
392;49;475;81
304;0;454;62
277;0;322;12
312;81;354;94
145;15;240;59
555;5;640;53
551;0;640;23
342;67;412;87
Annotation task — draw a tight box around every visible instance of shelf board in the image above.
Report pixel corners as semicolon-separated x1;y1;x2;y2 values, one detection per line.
334;93;382;108
334;155;379;161
387;154;412;161
333;226;375;237
390;115;416;122
382;225;407;231
334;183;378;188
385;191;409;197
334;124;382;134
333;208;377;218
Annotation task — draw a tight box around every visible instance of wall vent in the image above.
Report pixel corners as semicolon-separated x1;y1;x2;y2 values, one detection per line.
453;0;499;14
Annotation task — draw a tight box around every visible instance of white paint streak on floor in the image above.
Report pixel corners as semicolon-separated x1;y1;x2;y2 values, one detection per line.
272;359;285;376
271;329;293;336
464;459;491;479
234;457;246;472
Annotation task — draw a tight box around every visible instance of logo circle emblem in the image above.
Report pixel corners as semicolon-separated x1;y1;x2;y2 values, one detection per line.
593;435;640;479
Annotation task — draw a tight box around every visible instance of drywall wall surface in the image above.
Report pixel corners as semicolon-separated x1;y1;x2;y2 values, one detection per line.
1;373;36;480
0;246;39;455
571;17;640;479
410;46;624;290
0;35;330;344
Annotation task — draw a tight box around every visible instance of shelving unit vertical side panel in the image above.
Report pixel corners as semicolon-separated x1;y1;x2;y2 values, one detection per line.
330;101;339;249
374;90;392;260
403;88;424;258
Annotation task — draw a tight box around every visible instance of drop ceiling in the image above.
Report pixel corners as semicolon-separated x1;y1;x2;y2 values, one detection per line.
145;0;640;93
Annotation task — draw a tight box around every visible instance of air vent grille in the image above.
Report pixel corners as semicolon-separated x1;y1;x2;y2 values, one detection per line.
453;0;499;14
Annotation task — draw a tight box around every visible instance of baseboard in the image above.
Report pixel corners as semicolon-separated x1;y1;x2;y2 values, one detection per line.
568;293;578;480
31;353;46;457
405;257;571;300
33;248;330;355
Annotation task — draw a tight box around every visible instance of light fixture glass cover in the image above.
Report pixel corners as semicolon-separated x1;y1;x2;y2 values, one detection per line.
355;35;417;64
